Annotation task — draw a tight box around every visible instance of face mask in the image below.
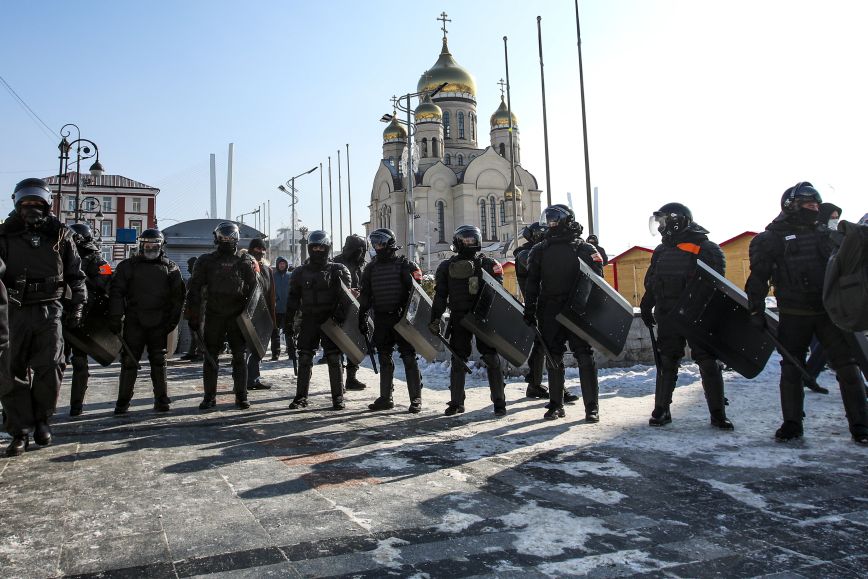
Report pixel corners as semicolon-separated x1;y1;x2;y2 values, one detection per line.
217;241;237;255
19;206;46;228
375;247;394;258
458;247;477;259
143;247;161;260
826;218;840;231
795;207;818;225
309;250;328;265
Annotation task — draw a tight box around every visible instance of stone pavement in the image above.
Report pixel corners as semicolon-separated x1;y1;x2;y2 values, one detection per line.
0;355;866;578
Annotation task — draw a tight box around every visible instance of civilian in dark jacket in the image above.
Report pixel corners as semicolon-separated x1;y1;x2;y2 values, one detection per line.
271;256;290;359
246;239;277;389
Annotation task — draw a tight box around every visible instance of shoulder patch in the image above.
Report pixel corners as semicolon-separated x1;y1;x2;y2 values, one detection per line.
99;263;113;275
491;261;503;275
412;268;423;281
591;251;603;263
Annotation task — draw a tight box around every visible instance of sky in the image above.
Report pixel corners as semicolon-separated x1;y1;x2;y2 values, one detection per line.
2;0;867;257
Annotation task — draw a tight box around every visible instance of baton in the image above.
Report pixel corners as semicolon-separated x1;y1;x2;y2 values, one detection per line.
192;326;219;371
114;333;142;371
361;328;379;375
434;333;474;374
530;323;562;370
764;328;829;395
647;324;663;370
287;344;298;376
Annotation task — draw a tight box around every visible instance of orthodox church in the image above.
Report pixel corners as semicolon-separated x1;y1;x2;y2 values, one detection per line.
366;15;542;270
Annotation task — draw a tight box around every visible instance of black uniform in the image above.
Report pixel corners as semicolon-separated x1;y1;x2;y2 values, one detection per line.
68;247;112;413
525;229;604;414
746;213;868;441
333;246;366;390
514;241;546;396
185;249;258;406
286;258;351;408
0;213;86;437
430;254;506;412
246;255;276;387
0;258;10;419
110;253;184;411
358;253;423;409
641;224;730;425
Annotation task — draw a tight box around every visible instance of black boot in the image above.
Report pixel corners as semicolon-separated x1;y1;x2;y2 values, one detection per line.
649;364;677;426
152;363;172;412
4;434;28;457
775;421;804;441
649;407;672;426
544;405;566;420
835;364;868;440
70;352;89;416
483;353;507;416
327;354;345;409
116;361;139;414
34;420;52;446
403;354;423;413
698;359;733;430
369;352;395;410
577;353;599;422
291;352;313;409
777;365;805;438
346;363;366;391
526;342;547;398
448;357;467;412
546;358;566;420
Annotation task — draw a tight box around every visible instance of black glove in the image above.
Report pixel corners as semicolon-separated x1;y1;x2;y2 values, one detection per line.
523;309;537;327
64;304;85;329
749;312;766;330
427;320;441;336
640;305;655;328
106;314;122;334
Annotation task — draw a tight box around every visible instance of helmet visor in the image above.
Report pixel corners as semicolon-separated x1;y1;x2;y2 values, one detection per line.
540;207;570;228
141;241;162;259
454;231;480;249
369;231;391;249
649;213;667;237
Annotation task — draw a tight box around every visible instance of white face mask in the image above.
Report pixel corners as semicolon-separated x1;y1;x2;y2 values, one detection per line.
827;218;840;231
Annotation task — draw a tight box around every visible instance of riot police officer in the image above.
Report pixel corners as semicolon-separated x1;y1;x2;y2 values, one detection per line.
285;231;351;410
524;205;604;421
245;238;276;390
0;178;86;456
514;223;549;399
586;234;609;266
110;229;184;413
333;234;368;391
746;183;868;444
640;203;732;429
429;225;507;416
67;222;112;416
185;222;258;410
358;228;424;413
181;256;203;362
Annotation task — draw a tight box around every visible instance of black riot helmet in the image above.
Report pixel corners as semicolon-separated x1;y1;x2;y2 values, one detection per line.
68;222;94;245
369;228;398;257
213;221;240;254
521;222;547;244
540;204;574;229
781;181;822;213
139;228;165;260
307;229;331;265
650;202;693;237
451;225;482;257
13;178;52;227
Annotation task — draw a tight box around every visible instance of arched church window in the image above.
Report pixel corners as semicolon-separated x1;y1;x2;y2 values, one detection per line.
421;138;428;158
444;154;451;166
432;138;440;158
436;200;446;243
479;199;488;240
458;111;465;139
500;200;506;225
470;113;476;140
457;154;464;166
389;156;395;167
443;111;451;139
498;143;506;157
490;197;497;240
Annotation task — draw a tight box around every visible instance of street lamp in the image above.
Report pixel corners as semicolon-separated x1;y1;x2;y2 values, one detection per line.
57;124;105;223
278;166;318;266
379;82;447;264
236;207;260;226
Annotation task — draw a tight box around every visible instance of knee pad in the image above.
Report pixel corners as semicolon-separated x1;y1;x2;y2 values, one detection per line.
378;352;395;368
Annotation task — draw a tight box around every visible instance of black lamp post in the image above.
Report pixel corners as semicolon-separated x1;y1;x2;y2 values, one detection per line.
278;166;318;266
57;124;105;223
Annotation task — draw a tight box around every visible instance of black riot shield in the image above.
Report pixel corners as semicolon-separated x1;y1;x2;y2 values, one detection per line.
320;280;373;366
665;260;779;379
555;259;634;360
459;270;534;367
394;280;443;362
63;297;121;367
236;283;274;360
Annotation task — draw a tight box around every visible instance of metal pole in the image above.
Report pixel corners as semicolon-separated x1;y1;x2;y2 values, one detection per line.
346;143;352;235
74;145;83;223
291;176;296;266
537;16;552;206
328;156;334;256
503;36;520;247
56;142;67;217
268;199;271;253
406;93;415;262
337;148;343;244
319;162;324;229
575;0;595;235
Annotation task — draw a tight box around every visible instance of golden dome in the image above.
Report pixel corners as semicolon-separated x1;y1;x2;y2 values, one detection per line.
490;96;518;129
417;38;477;98
382;114;407;142
504;177;522;201
414;93;442;123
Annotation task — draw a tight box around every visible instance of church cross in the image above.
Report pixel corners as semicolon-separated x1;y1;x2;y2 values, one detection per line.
438;12;451;39
498;78;506;98
390;95;398;110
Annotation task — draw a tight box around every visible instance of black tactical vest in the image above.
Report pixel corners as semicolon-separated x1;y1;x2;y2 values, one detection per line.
770;229;827;309
651;244;698;307
446;256;484;313
369;257;405;313
126;257;176;314
298;263;342;313
536;238;582;299
1;225;66;304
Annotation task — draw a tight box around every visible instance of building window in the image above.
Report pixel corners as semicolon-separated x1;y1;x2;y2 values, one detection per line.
101;220;113;238
432;138;440;157
456;154;463;166
388;156;395;167
378;205;391;229
442;111;451;139
129;219;142;235
499;143;506;157
132;197;142;212
480;200;488;240
66;196;75;212
458;111;465;139
436;201;445;243
102;196;113;212
100;246;112;264
444;154;451;166
490;197;497;240
470;113;476;140
500;200;506;225
421;138;428;158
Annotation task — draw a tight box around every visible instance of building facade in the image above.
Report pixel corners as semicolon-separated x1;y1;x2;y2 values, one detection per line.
366;20;543;271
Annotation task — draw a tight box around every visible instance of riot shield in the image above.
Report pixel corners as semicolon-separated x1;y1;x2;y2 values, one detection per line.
236;283;274;360
555;259;634;360
320;281;373;366
458;270;534;367
664;260;779;379
394;280;443;362
63;298;121;367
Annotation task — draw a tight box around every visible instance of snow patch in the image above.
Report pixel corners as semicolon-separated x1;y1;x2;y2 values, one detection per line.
435;510;484;533
537;549;662;577
499;502;613;557
552;482;628;505
529;455;640;479
442;468;470;482
356;454;414;472
701;479;768;509
370;537;410;569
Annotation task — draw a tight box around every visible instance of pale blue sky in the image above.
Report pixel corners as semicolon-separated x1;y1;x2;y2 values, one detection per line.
2;0;866;255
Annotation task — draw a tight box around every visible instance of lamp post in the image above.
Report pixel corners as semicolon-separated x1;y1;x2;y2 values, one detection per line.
236;207;260;225
77;196;104;232
56;124;105;223
278;166;318;266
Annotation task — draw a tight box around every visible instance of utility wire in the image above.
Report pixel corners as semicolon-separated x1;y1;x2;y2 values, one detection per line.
0;75;58;142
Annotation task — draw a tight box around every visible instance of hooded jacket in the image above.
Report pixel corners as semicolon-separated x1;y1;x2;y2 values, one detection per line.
273;256;291;314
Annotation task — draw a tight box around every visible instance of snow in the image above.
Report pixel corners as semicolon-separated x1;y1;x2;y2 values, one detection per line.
435;510;484;533
527;454;641;480
550;483;628;505
700;479;769;509
370;537;410;569
537;549;664;577
499;502;615;557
